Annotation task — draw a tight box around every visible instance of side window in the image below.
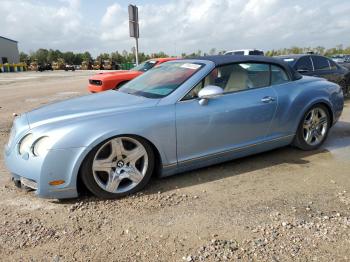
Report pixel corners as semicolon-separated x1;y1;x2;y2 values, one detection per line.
183;63;270;100
328;59;338;70
295;56;313;71
312;56;330;70
271;65;289;85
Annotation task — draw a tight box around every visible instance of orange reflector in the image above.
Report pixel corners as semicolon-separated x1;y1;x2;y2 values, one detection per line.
49;180;65;186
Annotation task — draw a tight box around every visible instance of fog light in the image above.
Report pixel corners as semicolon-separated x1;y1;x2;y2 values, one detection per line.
49;180;65;186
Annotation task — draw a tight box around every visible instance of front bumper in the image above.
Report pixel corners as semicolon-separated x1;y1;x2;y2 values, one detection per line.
4;145;87;199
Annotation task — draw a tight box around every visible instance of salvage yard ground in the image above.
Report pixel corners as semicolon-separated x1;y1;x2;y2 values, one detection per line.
0;71;349;261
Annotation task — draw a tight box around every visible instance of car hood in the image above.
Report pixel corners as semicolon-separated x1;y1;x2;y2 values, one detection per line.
90;70;141;80
26;91;159;129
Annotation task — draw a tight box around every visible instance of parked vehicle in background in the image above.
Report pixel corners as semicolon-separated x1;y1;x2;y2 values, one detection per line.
93;61;101;70
64;64;75;71
29;61;38;71
225;49;264;56
52;59;65;70
88;57;178;93
82;60;93;70
332;55;350;70
276;54;350;95
331;55;346;63
4;55;343;199
37;63;53;72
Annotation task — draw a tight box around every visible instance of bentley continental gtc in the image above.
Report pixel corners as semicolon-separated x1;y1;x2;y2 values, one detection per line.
4;56;344;199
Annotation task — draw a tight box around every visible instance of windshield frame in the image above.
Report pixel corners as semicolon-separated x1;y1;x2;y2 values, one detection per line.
130;60;158;72
118;61;207;99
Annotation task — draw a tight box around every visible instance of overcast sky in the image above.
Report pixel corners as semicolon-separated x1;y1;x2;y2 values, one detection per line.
1;0;350;56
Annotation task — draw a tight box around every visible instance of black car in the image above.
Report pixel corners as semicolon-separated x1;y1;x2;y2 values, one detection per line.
337;55;350;70
64;64;75;71
276;54;350;95
37;63;53;72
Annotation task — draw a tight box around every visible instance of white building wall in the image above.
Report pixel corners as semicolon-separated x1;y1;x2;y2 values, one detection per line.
0;37;20;64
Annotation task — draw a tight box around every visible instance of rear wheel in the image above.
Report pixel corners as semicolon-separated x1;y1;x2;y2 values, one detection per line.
80;136;154;199
293;104;330;150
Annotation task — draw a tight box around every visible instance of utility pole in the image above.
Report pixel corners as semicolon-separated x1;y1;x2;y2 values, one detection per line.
128;4;139;65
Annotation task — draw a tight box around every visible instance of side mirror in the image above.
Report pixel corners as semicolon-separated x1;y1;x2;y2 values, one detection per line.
198;85;224;105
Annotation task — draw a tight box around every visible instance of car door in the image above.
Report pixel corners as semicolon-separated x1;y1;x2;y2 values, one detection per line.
310;55;334;81
175;62;278;164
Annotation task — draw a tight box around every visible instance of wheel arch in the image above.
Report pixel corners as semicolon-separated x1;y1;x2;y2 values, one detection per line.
296;99;334;133
75;133;163;196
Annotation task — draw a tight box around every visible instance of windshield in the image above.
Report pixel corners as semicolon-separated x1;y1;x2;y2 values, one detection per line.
119;62;203;98
131;60;158;72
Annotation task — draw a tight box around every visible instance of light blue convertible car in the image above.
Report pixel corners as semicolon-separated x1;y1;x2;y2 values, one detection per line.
4;56;344;199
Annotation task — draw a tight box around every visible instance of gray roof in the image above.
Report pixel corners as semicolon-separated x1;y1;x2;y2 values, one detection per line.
0;36;18;43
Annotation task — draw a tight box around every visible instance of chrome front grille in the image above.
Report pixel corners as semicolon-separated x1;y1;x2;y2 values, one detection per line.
20;177;38;190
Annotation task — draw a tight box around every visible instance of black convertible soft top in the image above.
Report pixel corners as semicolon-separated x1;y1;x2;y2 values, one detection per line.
191;55;302;81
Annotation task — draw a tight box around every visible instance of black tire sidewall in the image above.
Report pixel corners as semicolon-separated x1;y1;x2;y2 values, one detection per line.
80;136;155;199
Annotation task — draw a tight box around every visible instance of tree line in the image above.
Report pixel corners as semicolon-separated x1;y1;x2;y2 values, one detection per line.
19;48;170;65
265;44;350;57
20;45;350;65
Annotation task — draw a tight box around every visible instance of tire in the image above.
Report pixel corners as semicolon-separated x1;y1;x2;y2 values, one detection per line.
292;104;331;151
80;136;155;199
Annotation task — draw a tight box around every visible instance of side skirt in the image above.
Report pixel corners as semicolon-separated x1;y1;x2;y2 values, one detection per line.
161;134;295;177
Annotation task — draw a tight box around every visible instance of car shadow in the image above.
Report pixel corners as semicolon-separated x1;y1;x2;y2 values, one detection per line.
55;146;328;205
56;120;350;204
145;146;328;195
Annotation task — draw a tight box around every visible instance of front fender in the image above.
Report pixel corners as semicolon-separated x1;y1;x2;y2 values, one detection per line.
31;104;177;185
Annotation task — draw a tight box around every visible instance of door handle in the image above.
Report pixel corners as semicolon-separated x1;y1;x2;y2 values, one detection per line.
261;96;276;103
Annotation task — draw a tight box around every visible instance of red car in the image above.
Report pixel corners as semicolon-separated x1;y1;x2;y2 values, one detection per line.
88;57;177;93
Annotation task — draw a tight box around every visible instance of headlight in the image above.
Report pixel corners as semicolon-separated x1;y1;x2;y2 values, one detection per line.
32;136;50;156
18;134;33;155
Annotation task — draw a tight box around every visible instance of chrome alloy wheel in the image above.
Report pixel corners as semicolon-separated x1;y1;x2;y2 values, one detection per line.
302;107;328;146
92;137;148;193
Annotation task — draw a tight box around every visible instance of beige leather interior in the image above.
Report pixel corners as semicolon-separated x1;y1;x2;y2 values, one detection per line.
225;68;249;92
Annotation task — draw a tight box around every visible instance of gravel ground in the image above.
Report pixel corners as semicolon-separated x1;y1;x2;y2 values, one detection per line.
0;71;349;261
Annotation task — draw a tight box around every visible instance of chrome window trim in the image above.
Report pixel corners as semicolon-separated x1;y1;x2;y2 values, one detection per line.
178;62;289;103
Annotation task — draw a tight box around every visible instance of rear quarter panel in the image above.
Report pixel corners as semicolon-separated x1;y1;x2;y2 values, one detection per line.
269;76;344;139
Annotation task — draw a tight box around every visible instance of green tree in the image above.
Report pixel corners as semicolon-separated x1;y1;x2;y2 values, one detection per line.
62;52;75;64
19;52;29;62
32;48;49;64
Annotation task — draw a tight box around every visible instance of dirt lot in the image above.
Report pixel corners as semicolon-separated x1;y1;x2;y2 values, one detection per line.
0;71;349;261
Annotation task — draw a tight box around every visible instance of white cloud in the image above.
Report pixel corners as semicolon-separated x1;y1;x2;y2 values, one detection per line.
1;0;349;56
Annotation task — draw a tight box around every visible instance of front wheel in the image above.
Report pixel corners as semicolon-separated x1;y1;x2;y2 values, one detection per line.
80;136;154;199
293;104;331;150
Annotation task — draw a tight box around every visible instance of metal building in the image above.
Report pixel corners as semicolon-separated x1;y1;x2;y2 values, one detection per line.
0;36;19;64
